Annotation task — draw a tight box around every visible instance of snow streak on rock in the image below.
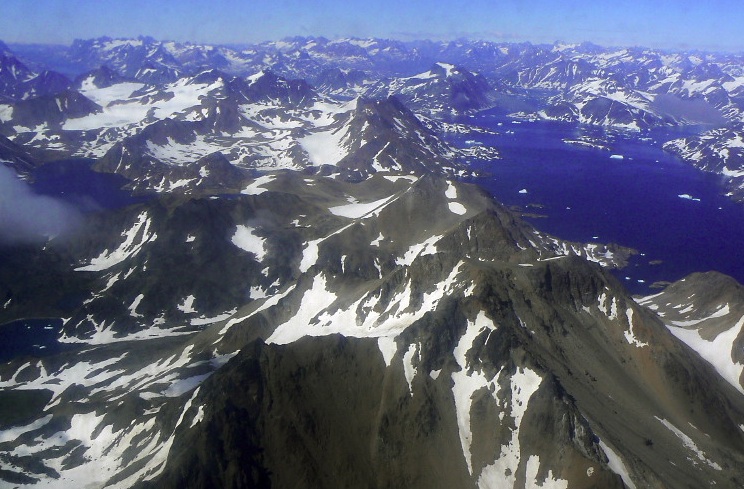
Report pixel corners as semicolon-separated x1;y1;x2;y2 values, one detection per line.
75;211;156;272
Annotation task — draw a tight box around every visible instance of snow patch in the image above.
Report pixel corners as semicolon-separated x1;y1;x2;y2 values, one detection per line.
75;211;155;271
452;311;498;474
403;343;419;395
478;366;543;486
623;308;648;348
656;417;722;470
265;274;340;345
370;232;384;247
0;415;52;443
448;202;467;215
396;234;442;266
670;303;731;327
242;174;276;195
190;405;205;428
524;455;568;489
177;295;197;314
377;337;397;367
299;222;355;273
445;181;458;199
128;294;145;318
163;373;211;397
599;439;637;489
382;175;418;183
190;310;237;326
666;314;744;394
231;225;267;261
329;195;395;219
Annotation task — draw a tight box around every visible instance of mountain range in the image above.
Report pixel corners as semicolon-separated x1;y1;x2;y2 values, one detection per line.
0;36;744;488
2;36;744;198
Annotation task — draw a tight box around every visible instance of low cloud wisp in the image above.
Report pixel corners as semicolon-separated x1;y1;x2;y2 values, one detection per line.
0;164;82;244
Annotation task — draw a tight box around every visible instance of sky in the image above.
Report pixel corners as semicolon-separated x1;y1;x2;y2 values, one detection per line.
2;0;744;52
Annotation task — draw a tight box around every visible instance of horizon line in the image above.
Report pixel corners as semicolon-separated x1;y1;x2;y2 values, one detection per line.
4;34;744;56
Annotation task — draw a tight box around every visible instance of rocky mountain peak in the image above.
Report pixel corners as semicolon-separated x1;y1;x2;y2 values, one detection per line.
238;69;316;106
75;65;131;89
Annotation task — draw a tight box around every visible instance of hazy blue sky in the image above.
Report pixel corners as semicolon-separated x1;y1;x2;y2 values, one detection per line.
2;0;743;52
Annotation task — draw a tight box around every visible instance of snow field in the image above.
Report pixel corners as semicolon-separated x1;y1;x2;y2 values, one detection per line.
300;124;352;166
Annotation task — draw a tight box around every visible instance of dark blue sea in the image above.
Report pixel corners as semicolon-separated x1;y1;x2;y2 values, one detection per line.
0;318;75;363
452;110;744;295
31;158;152;212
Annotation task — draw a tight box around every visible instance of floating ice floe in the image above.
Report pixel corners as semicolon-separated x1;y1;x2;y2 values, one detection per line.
678;194;701;202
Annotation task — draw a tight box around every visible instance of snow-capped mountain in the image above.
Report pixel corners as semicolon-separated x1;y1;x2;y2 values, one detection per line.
664;125;744;201
637;271;744;393
2;35;744;489
311;67;371;99
1;167;742;487
0;52;71;102
364;62;496;116
6;37;744;128
75;65;134;90
1;89;101;134
93;91;465;192
1;59;475;192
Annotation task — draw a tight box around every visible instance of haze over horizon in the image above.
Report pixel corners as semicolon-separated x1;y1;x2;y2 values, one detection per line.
4;0;744;53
